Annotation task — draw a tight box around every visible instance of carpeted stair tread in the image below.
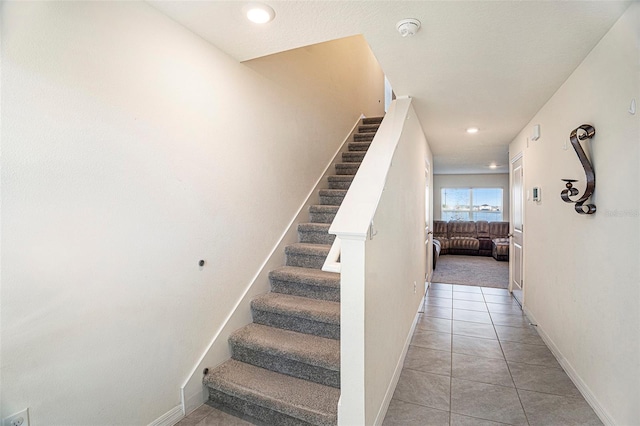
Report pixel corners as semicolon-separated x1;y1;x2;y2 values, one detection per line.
298;222;331;232
327;175;354;182
229;323;340;387
309;205;340;224
270;265;340;302
285;243;331;269
285;243;331;257
334;163;360;175
362;116;384;125
358;124;379;133
348;142;371;151
309;205;339;214
319;189;348;207
204;359;339;426
342;152;366;162
318;189;347;197
251;293;340;325
230;323;340;371
353;133;375;142
298;223;335;245
270;266;340;289
327;175;354;190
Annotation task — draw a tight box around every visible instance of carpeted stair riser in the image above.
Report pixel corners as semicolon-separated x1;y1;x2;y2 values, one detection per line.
269;266;340;302
298;223;335;245
362;117;383;125
327;181;351;190
285;243;330;269
308;205;339;223
208;389;313;426
354;133;375;142
286;253;326;269
335;163;360;175
252;310;340;340
342;152;366;162
298;231;335;245
205;360;339;426
228;324;340;388
231;345;340;388
271;280;340;302
327;175;353;190
319;189;347;206
348;142;371;151
250;294;340;340
358;124;379;133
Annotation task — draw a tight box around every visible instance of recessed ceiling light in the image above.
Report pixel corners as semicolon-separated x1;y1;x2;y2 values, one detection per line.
244;2;275;24
466;127;479;134
489;164;498;169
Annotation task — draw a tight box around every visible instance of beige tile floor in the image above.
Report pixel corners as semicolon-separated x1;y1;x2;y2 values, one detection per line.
176;283;603;426
382;283;603;426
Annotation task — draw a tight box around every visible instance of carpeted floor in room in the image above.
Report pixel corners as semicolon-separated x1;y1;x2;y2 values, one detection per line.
432;255;508;289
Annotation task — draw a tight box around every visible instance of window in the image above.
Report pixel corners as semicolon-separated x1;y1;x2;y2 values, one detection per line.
441;188;503;221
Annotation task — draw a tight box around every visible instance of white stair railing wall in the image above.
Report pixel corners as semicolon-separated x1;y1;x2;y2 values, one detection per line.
330;97;431;425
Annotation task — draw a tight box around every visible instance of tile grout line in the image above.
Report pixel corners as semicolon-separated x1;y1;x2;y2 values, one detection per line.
449;301;454;426
431;283;528;425
451;285;527;425
484;286;532;426
425;285;456;425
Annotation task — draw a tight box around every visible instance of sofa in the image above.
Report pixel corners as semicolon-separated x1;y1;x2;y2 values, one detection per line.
433;220;510;261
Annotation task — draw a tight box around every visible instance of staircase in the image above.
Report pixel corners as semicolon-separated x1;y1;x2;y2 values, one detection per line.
203;117;383;425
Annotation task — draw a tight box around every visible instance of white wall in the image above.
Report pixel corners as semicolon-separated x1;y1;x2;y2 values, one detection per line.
333;98;432;425
364;103;431;425
0;2;384;424
508;3;639;424
433;174;510;220
244;35;385;119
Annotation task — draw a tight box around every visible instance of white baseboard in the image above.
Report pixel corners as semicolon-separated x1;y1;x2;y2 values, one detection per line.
523;307;616;426
147;405;183;426
372;309;421;426
182;386;209;417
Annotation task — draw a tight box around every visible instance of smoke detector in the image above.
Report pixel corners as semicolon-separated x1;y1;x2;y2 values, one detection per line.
396;19;421;37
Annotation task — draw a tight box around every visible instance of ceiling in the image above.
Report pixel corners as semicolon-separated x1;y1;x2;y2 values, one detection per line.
149;0;631;174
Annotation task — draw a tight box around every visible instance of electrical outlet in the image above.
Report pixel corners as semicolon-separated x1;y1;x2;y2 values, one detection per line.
413;281;417;294
3;408;29;426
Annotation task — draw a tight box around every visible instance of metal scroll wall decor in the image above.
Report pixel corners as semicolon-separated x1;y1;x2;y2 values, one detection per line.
561;124;596;215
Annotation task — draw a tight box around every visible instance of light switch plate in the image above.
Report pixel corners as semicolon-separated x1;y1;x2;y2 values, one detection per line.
533;187;541;202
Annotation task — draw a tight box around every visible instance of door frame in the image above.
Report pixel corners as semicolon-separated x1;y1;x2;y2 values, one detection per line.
510;151;524;304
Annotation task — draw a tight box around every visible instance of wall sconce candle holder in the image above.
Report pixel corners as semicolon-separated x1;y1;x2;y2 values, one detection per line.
561;124;596;215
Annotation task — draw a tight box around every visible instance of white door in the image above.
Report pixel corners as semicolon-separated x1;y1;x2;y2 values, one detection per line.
511;154;524;305
425;162;432;285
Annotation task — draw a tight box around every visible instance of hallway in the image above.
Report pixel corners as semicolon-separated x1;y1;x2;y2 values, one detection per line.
382;283;602;425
